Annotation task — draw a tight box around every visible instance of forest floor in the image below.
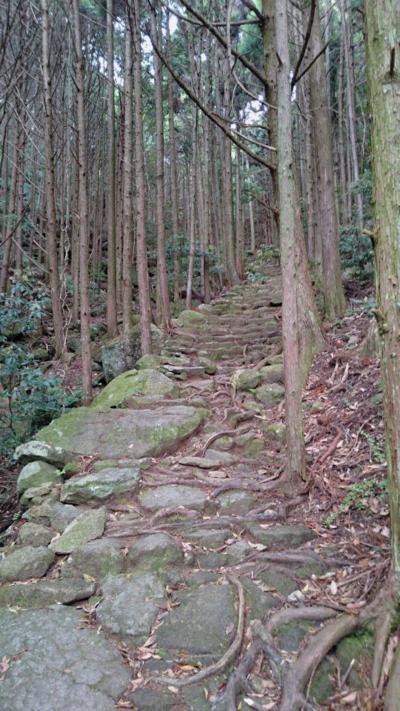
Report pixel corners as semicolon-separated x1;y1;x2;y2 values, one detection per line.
0;267;390;711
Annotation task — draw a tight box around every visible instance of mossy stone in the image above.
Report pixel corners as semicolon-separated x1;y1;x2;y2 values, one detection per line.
0;546;55;582
17;460;62;495
253;382;285;407
17;522;53;547
91;368;177;409
49;507;106;554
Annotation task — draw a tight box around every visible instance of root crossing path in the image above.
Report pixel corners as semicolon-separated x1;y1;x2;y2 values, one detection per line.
0;269;370;710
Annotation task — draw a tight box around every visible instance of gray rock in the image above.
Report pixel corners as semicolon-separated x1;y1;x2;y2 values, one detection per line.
127;688;182;710
234;368;262;391
0;576;95;608
258;569;299;595
247;524;317;548
253;382;285;407
23;501;81;532
156;582;236;661
35;405;207;460
14;440;68;466
176;310;206;327
92;369;177;408
127;533;183;572
19;482;58;509
216;490;255;514
101;329;142;382
0;607;130;711
179;449;235;469
61;466;141;504
17;460;62;495
64;538;125;579
49;507;106;554
258;364;284;384
17;522;53;547
0;546;55;582
97;572;165;642
184;528;231;549
139;485;208;512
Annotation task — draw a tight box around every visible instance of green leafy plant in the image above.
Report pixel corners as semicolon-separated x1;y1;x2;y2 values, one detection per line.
324;477;387;527
0;276;80;460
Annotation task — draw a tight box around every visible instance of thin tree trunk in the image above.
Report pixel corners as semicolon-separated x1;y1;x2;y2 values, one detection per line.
41;0;65;358
71;0;92;403
133;0;152;354
106;0;118;337
151;4;171;330
122;6;134;335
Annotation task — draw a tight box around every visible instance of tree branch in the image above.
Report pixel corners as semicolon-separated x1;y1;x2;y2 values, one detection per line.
239;0;265;23
294;39;329;86
291;0;316;89
176;0;267;87
149;36;276;172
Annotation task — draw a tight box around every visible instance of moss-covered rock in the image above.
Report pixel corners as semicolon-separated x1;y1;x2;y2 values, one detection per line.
0;577;95;608
0;546;55;582
34;405;207;460
49;507;106;554
17;522;53;547
253;382;285;407
20;482;59;510
127;533;184;572
61;466;141;504
259;363;284;384
22;500;80;532
139;485;208;512
247;523;316;548
14;440;68;467
64;538;125;580
176;310;206;327
17;460;62;495
135;354;163;370
234;368;262;391
91;369;177;409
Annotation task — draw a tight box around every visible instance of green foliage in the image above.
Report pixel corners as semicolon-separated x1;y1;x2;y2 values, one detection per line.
324;476;387;527
246;246;279;283
340;224;374;284
0;277;80;460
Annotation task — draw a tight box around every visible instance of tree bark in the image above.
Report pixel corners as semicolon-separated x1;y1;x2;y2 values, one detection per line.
366;0;400;591
71;0;92;403
106;0;118;337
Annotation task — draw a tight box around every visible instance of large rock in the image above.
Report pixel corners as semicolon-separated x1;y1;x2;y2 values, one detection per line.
64;538;125;580
0;546;55;582
247;523;317;548
254;382;285;407
61;466;141;504
139;485;208;512
17;522;53;547
17;460;62;495
96;572;165;642
0;607;130;711
156;582;236;662
14;440;67;466
0;577;95;608
259;363;284;384
23;501;81;532
127;533;183;572
101;325;163;382
92;369;177;409
176;310;206;328
34;405;207;460
234;368;262;391
49;507;106;554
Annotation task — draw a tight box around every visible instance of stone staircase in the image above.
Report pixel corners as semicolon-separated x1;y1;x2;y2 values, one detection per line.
0;268;342;710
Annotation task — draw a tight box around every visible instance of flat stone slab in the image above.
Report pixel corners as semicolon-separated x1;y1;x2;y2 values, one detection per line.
183;528;231;549
14;440;67;466
49;507;106;554
64;538;125;579
61;466;141;504
179;449;235;469
34;405;207;460
216;490;255;514
0;607;130;711
91;369;177;409
156;582;236;661
139;485;208;512
97;572;165;642
23;501;81;532
17;522;53;547
247;524;317;548
0;546;55;582
127;533;183;572
0;576;95;607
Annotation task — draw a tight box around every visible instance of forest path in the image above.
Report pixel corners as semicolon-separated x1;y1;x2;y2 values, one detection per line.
0;267;337;711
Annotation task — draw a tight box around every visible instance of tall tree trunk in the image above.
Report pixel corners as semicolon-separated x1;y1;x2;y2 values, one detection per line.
167;17;180;305
41;0;65;358
106;0;118;337
151;4;171;330
71;0;92;403
133;0;152;354
366;0;400;597
308;3;346;320
276;0;306;486
122;6;134;335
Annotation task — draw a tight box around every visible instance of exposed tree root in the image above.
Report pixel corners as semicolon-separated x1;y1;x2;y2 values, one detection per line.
220;640;262;711
149;577;245;688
